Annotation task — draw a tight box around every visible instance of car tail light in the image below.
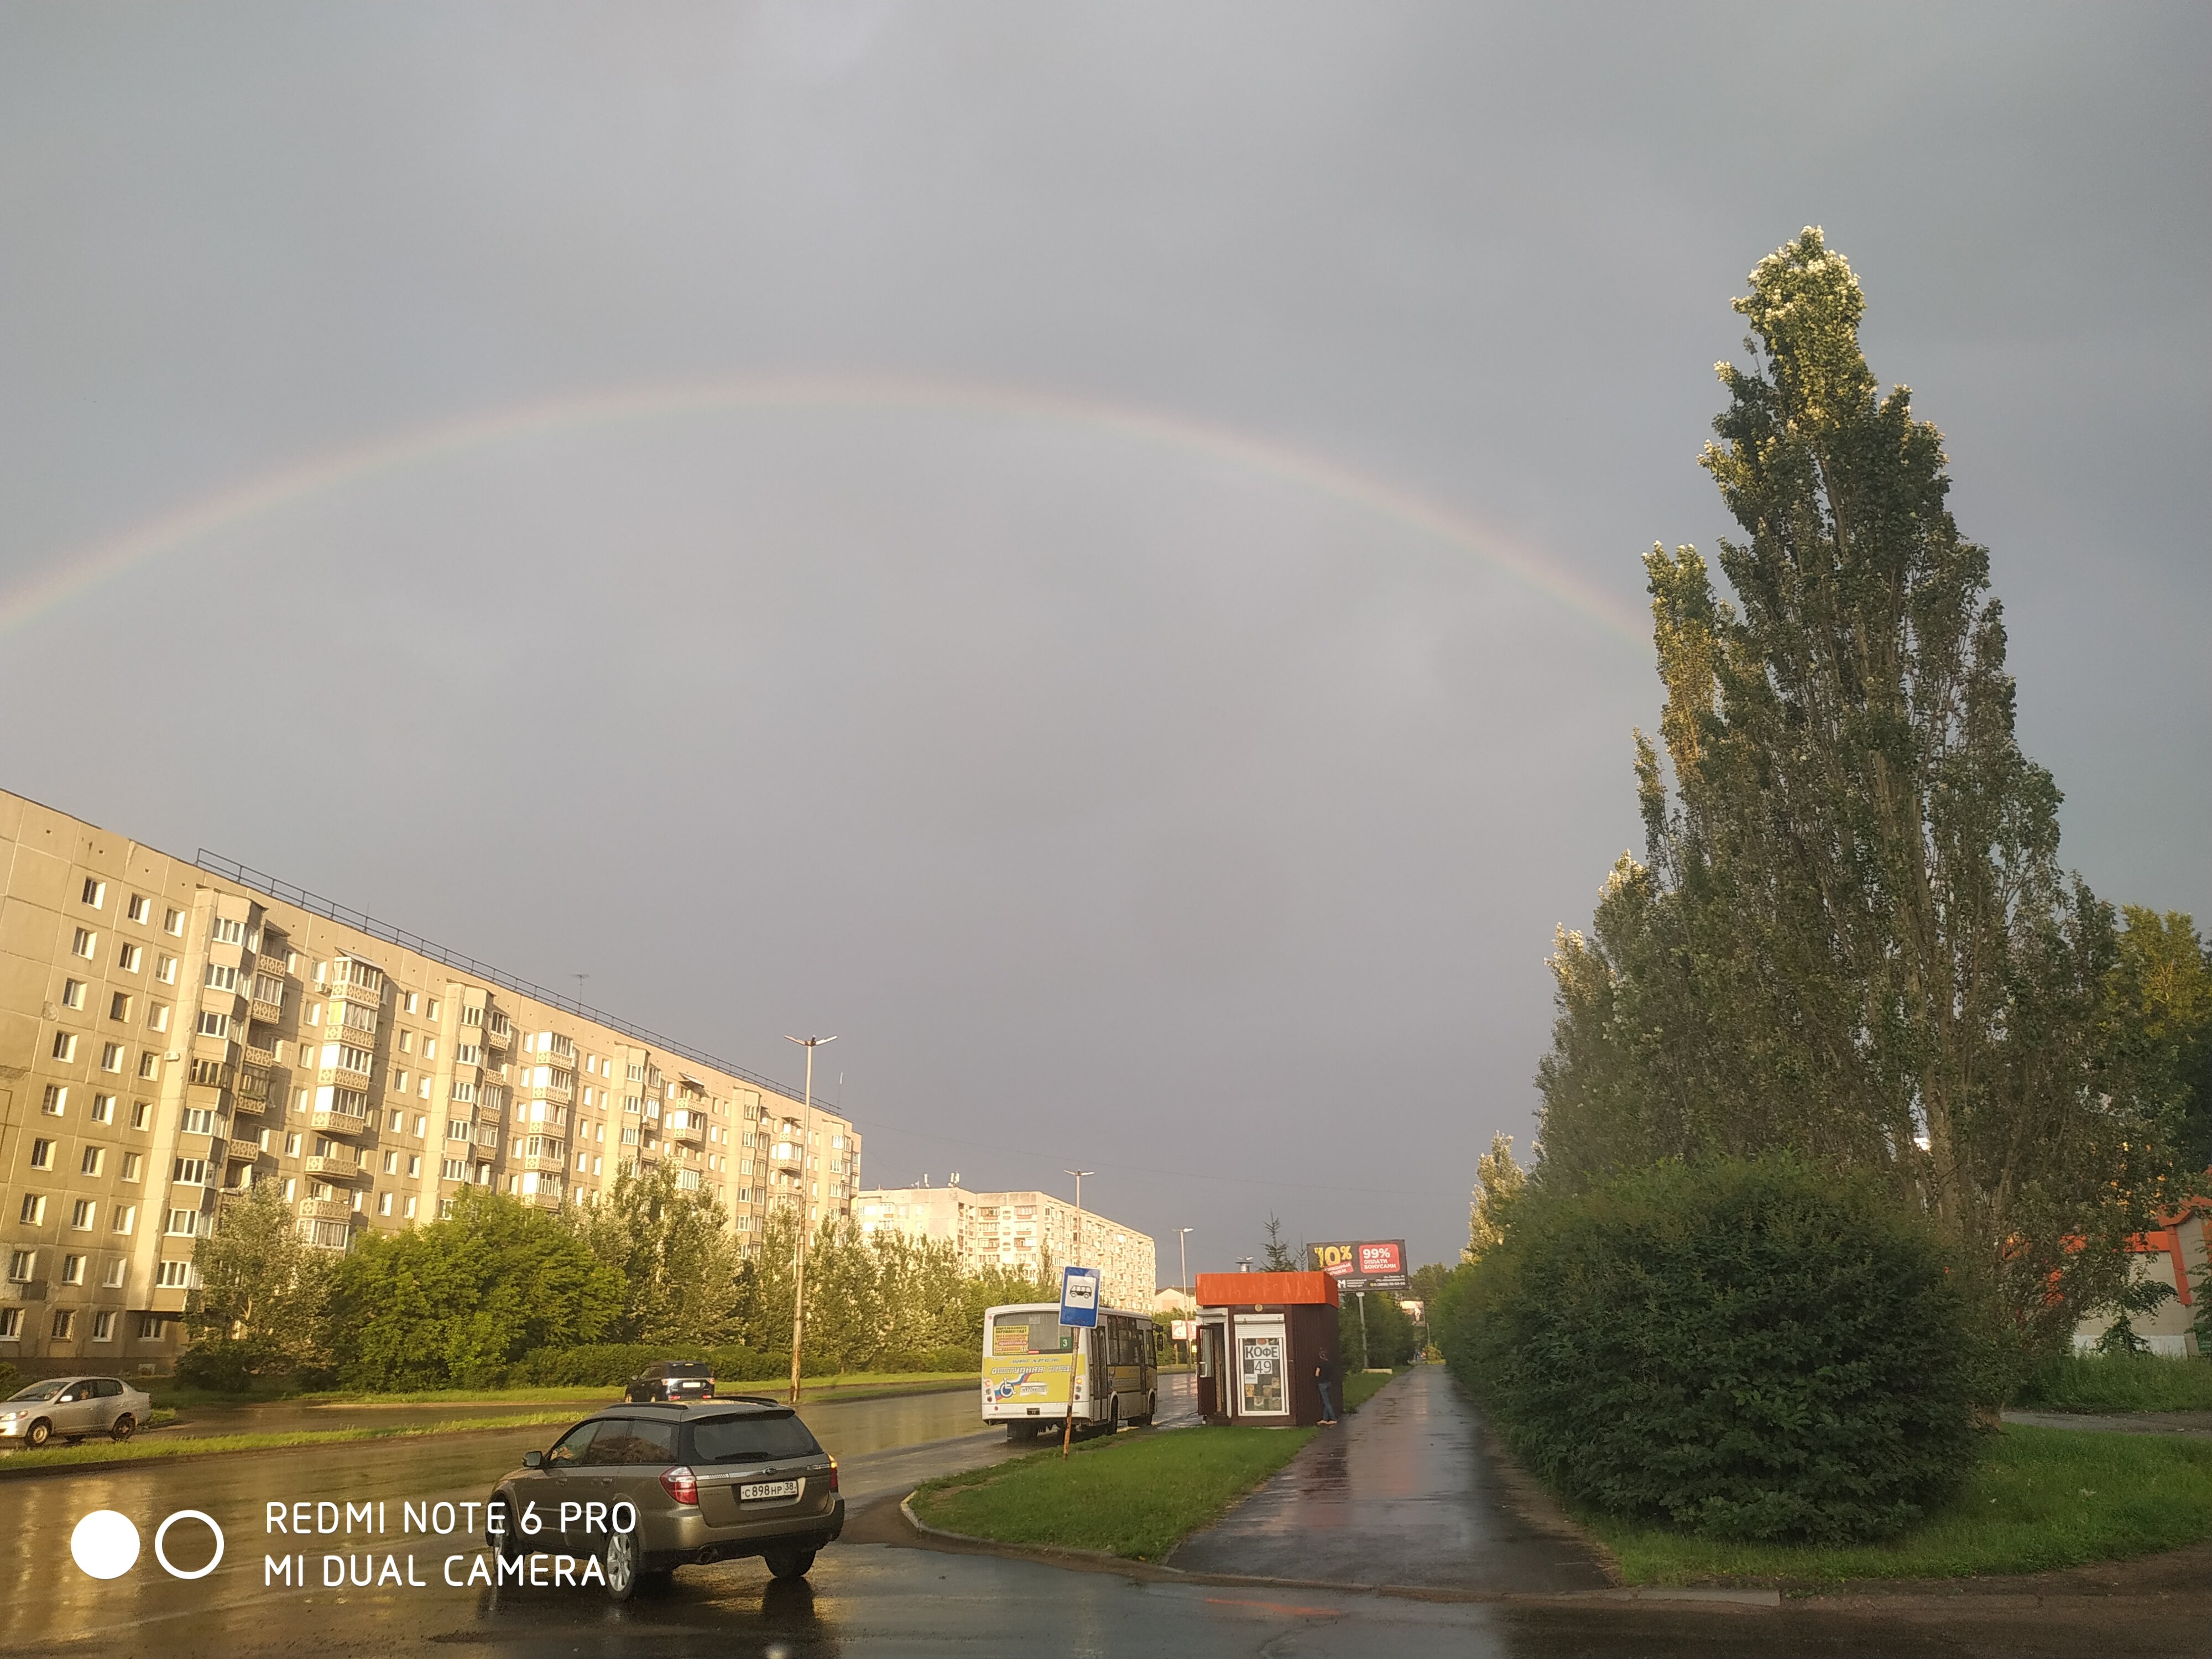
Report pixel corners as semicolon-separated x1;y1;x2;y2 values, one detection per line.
660;1465;699;1505
827;1460;839;1493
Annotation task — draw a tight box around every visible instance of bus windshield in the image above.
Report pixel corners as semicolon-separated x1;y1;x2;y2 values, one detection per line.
991;1312;1073;1356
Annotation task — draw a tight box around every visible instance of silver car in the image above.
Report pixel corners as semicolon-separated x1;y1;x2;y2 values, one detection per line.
0;1375;152;1448
486;1399;843;1600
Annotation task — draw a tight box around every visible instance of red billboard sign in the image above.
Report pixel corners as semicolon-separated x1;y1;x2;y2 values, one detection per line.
1307;1239;1409;1289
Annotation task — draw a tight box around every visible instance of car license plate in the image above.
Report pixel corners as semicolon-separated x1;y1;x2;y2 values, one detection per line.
740;1479;801;1501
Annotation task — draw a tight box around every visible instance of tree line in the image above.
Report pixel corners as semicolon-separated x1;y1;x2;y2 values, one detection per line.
183;1166;1057;1391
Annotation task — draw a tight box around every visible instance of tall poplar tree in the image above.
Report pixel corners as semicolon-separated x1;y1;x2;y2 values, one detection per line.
1537;230;2177;1353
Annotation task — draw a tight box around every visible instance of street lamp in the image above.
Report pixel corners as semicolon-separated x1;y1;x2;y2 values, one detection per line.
1062;1168;1094;1271
784;1034;837;1405
1177;1227;1194;1295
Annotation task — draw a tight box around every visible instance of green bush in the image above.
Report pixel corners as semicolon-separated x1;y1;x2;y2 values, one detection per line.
173;1339;259;1394
1445;1157;1979;1543
501;1341;976;1389
0;1360;20;1397
2015;1351;2212;1413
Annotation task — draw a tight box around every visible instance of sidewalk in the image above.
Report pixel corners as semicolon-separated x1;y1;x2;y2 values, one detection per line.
1165;1364;1611;1591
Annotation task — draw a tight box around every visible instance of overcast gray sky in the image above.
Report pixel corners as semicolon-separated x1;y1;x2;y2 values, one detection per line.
2;3;2205;1275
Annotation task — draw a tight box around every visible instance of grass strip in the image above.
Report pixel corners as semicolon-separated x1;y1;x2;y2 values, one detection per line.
912;1425;1314;1560
2013;1353;2212;1413
0;1408;582;1475
1340;1369;1395;1414
152;1370;978;1410
1585;1424;2212;1586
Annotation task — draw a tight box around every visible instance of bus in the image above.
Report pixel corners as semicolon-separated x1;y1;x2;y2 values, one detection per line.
982;1302;1159;1441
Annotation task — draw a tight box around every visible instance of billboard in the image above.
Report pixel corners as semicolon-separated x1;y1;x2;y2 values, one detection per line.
1307;1238;1408;1289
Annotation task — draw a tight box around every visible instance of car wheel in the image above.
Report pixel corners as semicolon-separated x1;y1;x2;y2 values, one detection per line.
493;1493;524;1564
602;1524;644;1603
763;1546;816;1581
110;1415;136;1442
24;1419;51;1449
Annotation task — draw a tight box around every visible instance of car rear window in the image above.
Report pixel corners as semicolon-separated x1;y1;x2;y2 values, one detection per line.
688;1414;822;1464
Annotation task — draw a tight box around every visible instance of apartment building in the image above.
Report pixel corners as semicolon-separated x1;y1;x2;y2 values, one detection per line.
0;788;860;1373
854;1181;1156;1311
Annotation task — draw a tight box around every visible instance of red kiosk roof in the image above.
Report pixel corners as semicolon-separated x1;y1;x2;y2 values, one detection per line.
1195;1270;1339;1308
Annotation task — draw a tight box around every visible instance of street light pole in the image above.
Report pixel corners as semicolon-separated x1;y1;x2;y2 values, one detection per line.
784;1034;837;1406
1062;1168;1095;1270
1177;1227;1194;1294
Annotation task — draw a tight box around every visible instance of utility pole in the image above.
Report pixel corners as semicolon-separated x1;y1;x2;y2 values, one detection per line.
784;1034;837;1405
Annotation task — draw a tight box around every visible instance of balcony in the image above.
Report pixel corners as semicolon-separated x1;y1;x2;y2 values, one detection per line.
243;1044;278;1071
295;1197;351;1222
249;992;285;1025
522;1187;563;1211
317;1059;373;1091
304;1155;364;1181
667;1114;705;1144
228;1092;265;1117
234;1065;272;1103
523;1151;568;1175
226;1138;265;1164
528;1076;574;1102
770;1141;805;1170
311;1109;371;1135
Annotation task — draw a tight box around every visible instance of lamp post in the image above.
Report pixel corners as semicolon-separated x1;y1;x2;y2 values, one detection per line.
1062;1168;1095;1270
1177;1227;1194;1295
784;1034;837;1405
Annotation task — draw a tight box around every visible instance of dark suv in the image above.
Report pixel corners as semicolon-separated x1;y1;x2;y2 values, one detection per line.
487;1400;842;1599
625;1360;714;1403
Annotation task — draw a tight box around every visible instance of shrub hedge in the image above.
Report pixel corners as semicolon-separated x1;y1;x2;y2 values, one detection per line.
1444;1157;1979;1543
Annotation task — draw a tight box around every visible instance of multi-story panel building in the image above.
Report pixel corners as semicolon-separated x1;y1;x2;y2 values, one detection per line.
854;1182;1156;1311
0;788;859;1374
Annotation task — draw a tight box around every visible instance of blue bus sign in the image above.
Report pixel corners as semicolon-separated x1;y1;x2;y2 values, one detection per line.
1058;1265;1100;1328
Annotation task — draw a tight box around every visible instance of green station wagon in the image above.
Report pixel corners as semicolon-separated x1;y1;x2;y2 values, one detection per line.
486;1399;842;1599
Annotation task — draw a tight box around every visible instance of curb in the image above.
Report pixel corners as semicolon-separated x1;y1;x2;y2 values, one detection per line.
894;1491;1780;1607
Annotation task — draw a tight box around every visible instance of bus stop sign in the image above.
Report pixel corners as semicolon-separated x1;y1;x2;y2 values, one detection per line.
1059;1265;1100;1328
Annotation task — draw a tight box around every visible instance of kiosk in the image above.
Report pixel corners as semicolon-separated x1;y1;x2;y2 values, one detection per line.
1192;1271;1340;1427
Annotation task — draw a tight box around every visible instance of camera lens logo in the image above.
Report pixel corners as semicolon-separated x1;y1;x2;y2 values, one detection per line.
70;1509;225;1580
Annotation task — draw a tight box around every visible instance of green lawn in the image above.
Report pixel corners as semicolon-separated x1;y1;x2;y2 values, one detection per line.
0;1408;582;1475
912;1425;1314;1560
2013;1352;2212;1413
1341;1369;1395;1414
1585;1424;2212;1586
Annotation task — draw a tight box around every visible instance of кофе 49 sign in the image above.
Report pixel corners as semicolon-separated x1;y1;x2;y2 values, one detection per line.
1307;1239;1408;1288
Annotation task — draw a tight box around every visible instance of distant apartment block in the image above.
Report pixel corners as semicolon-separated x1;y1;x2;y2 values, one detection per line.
854;1182;1156;1311
0;788;859;1371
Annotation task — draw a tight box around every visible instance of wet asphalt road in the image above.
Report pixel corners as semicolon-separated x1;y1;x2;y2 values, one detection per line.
4;1370;2197;1659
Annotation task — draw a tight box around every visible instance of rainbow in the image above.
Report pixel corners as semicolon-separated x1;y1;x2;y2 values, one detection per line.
0;373;1646;646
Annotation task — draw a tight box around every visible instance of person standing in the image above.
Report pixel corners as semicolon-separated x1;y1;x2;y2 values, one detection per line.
1314;1347;1339;1425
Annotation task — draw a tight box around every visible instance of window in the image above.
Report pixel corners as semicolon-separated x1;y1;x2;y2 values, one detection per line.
19;1195;46;1225
129;1100;150;1131
413;1115;426;1138
392;1068;409;1093
181;1107;217;1135
30;1138;54;1170
156;953;177;983
167;1209;201;1236
62;978;86;1009
137;1051;160;1079
163;907;184;935
401;992;418;1014
92;1310;117;1341
52;1032;79;1062
70;1200;95;1232
139;1312;169;1339
426;1000;440;1021
197;1011;230;1039
456;1043;481;1066
146;1002;168;1032
407;1154;421;1177
377;1191;393;1215
50;1310;75;1340
461;1003;483;1027
117;942;143;973
121;1152;142;1181
0;1309;18;1340
419;1076;431;1099
174;1157;207;1186
450;1081;477;1103
101;1042;124;1072
404;1196;418;1218
82;877;106;907
105;989;129;1022
81;1145;105;1175
112;1204;135;1234
103;1258;126;1286
211;917;244;945
61;1253;85;1283
327;1043;372;1074
189;1057;226;1086
72;926;96;958
423;1037;438;1061
127;893;150;923
205;963;239;991
284;1133;301;1156
156;1259;192;1287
